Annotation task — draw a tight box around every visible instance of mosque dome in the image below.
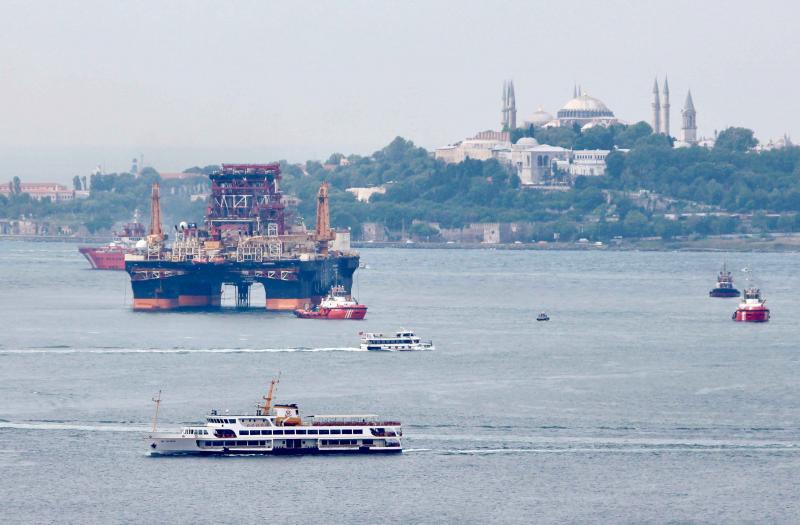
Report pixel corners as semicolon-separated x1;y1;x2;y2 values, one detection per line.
525;107;554;126
514;137;539;148
557;93;615;120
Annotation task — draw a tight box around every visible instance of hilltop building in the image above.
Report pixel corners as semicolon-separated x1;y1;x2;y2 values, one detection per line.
511;138;570;185
434;130;511;164
518;84;618;131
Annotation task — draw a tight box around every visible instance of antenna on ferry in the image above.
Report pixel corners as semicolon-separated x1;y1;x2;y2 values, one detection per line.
151;390;162;432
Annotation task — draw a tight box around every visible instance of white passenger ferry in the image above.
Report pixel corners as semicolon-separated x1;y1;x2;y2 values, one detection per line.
359;330;434;351
147;379;402;455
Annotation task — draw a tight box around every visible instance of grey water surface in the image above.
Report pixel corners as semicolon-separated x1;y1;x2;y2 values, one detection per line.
1;241;799;523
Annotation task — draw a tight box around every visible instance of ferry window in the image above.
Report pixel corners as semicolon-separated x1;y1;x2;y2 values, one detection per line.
240;430;249;435
214;441;223;446
284;429;295;435
273;430;284;435
342;429;353;434
319;429;330;435
224;440;235;446
260;441;266;446
363;439;373;445
307;429;318;435
296;429;307;435
331;429;341;434
248;441;257;446
263;430;272;435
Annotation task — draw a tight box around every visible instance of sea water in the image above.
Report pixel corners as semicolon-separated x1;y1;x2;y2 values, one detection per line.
1;241;799;523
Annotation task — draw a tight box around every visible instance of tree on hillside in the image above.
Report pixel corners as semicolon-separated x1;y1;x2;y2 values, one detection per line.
613;121;653;149
12;176;21;195
72;175;82;191
715;127;758;152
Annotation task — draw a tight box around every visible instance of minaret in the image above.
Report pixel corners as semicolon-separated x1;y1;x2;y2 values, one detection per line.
501;80;508;130
651;77;661;134
507;80;517;130
662;76;670;137
681;90;697;144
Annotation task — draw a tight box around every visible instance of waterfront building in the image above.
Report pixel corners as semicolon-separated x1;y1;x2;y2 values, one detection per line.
0;182;75;202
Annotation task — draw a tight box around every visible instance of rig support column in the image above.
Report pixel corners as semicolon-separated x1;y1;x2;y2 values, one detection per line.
236;283;251;308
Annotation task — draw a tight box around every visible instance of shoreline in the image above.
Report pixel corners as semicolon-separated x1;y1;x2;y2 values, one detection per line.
353;234;800;253
3;234;799;252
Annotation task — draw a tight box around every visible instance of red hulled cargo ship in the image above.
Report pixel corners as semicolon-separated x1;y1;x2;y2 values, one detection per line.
78;219;146;270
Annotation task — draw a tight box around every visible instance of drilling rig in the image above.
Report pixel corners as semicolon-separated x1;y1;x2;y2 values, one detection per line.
124;164;358;311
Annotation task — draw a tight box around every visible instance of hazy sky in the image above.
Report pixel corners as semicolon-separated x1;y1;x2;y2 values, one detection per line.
1;0;798;182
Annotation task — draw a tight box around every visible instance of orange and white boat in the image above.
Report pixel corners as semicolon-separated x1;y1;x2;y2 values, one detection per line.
293;286;367;320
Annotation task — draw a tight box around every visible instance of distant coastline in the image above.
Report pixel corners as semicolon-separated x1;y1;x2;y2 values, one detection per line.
353;233;800;252
4;233;800;252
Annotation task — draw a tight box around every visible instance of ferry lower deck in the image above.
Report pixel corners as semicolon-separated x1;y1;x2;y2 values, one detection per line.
148;414;403;455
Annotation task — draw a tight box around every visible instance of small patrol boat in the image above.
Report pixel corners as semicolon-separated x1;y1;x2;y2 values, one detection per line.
146;378;402;455
536;312;550;321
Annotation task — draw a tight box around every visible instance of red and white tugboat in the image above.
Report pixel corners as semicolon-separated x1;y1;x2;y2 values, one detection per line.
733;287;770;322
293;286;367;320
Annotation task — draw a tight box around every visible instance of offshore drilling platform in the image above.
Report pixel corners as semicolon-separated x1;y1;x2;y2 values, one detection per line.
124;163;359;311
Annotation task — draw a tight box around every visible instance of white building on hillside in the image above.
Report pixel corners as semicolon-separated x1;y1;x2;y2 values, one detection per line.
511;137;570;185
435;130;511;164
568;149;610;176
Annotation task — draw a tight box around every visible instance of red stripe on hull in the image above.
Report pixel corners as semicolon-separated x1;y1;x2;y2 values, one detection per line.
133;298;180;311
178;295;222;307
733;308;770;322
266;298;310;311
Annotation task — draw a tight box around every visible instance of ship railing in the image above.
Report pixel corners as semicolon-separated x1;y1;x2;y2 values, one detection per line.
311;421;401;427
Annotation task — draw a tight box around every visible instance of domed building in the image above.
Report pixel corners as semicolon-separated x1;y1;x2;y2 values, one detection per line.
555;90;617;128
523;107;554;128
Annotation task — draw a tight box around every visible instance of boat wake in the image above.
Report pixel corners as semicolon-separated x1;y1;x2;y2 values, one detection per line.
0;346;366;355
0;420;149;432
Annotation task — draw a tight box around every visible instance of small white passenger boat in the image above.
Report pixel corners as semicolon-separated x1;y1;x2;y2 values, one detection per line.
146;379;402;455
359;330;434;351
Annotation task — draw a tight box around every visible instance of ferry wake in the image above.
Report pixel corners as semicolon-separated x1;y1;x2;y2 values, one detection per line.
146;379;402;455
